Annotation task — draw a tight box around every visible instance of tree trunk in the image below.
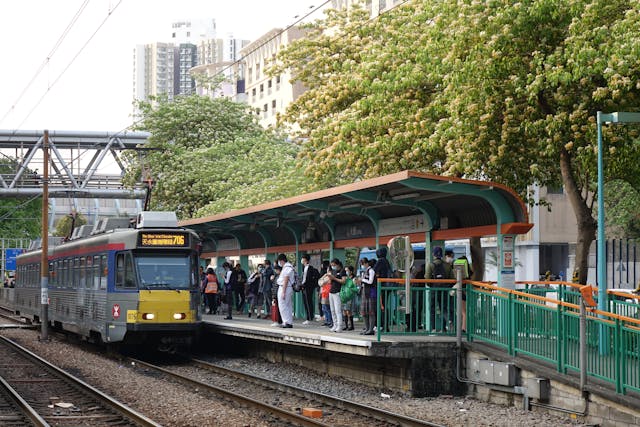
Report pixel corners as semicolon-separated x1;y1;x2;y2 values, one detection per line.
559;148;596;285
469;236;484;281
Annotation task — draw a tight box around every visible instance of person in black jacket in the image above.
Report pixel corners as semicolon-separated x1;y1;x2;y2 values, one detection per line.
300;254;320;325
222;262;235;320
374;247;393;332
233;263;247;313
261;260;274;319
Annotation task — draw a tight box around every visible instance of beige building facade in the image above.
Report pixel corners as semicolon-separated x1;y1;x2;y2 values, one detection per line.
240;28;307;128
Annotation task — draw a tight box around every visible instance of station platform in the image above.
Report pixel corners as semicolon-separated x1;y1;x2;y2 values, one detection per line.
201;313;458;356
199;313;464;397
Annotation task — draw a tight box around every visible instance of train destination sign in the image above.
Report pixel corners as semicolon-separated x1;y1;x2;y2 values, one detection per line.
139;232;188;247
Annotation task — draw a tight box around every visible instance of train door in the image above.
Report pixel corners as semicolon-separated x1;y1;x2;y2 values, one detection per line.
106;251;138;343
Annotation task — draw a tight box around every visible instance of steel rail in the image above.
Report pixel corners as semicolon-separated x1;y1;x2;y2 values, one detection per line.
129;358;329;427
0;336;160;427
190;357;444;427
0;375;49;426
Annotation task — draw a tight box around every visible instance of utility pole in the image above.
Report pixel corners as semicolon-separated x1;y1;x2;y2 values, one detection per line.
40;130;49;341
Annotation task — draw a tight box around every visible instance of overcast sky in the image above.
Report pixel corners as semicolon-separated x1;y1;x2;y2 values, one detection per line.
0;0;321;133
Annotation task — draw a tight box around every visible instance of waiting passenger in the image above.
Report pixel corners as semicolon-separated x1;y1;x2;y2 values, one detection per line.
327;258;346;332
276;253;294;328
222;262;234;320
246;265;263;318
341;266;357;330
203;268;219;315
360;258;376;335
261;260;274;319
270;264;282;326
319;273;332;328
234;263;247;314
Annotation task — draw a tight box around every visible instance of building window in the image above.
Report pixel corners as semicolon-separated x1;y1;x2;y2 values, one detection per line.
268;80;272;88
256;63;261;79
276;75;281;84
272;100;276;109
252;88;256;96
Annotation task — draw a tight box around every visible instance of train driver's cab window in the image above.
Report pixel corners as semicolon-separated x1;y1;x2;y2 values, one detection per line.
116;252;136;289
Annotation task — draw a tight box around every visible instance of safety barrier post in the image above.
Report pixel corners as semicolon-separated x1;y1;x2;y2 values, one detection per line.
455;268;463;348
557;299;564;373
615;317;623;394
579;297;587;390
508;291;514;355
376;280;381;342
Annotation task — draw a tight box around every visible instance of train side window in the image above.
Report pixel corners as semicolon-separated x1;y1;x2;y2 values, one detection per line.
79;257;86;289
116;252;136;289
92;255;100;290
74;257;81;289
100;254;108;290
49;262;55;286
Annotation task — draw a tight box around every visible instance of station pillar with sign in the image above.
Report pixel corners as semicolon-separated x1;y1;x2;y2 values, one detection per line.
497;234;516;338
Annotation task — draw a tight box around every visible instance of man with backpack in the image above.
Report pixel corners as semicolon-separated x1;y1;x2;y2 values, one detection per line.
425;246;455;332
300;254;320;325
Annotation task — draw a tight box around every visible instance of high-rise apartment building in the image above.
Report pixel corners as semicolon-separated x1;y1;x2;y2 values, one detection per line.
133;42;176;102
191;36;250;100
134;19;249;104
241;27;307;128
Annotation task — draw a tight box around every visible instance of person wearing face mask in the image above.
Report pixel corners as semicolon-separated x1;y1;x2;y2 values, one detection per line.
300;254;320;325
260;260;274;319
327;258;346;332
276;253;295;328
222;262;235;320
425;247;455;332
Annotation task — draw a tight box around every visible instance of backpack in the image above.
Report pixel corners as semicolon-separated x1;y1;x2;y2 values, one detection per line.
292;270;303;292
431;260;447;280
340;277;358;303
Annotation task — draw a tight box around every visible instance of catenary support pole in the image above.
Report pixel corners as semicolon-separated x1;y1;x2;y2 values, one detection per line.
40;130;49;341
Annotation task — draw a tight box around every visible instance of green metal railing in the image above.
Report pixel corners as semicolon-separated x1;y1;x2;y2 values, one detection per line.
467;281;640;395
376;278;457;340
373;277;640;395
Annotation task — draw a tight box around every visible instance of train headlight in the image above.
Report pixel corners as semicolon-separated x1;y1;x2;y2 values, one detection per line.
142;313;155;320
173;313;186;320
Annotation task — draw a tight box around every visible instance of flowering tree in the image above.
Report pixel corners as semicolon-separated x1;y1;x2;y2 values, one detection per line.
274;0;640;283
125;95;312;219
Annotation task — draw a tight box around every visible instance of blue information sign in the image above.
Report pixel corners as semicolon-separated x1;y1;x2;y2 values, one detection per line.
5;249;24;271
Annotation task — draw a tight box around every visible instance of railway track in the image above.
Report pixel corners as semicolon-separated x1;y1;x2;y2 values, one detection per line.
0;305;35;328
0;336;160;427
129;355;445;427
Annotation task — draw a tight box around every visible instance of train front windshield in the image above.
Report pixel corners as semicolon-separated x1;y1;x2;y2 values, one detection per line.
135;253;196;290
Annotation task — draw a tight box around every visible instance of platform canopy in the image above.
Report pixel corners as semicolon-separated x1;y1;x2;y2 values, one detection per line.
181;170;533;258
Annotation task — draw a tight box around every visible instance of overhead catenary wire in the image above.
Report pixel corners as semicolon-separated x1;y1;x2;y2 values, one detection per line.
0;0;91;127
11;0;124;134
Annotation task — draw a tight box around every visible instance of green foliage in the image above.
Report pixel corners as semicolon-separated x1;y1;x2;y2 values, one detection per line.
125;95;313;218
0;198;42;238
604;179;640;238
274;0;640;200
0;159;42;238
53;213;88;238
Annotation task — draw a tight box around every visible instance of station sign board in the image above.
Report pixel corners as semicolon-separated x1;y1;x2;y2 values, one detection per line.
4;248;24;271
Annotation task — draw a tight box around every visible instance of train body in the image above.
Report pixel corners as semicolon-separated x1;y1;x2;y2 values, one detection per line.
10;212;201;351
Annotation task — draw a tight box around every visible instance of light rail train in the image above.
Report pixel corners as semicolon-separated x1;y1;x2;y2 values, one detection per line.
5;212;201;351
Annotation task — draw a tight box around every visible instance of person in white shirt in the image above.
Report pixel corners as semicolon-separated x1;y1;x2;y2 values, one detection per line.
276;253;295;328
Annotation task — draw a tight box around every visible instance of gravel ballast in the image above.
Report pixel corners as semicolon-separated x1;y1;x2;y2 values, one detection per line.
0;329;584;426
